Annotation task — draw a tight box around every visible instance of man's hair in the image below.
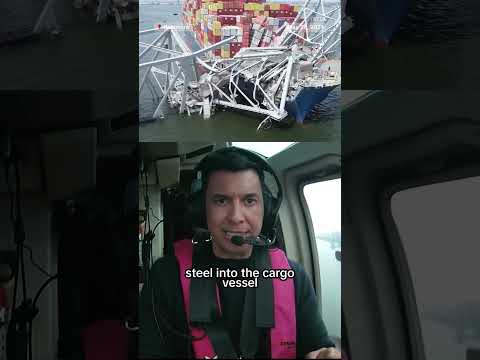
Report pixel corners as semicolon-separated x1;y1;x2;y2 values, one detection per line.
200;149;265;191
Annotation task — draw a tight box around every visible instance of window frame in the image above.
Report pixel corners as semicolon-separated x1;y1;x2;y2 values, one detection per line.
299;174;342;344
269;144;340;291
299;175;341;298
342;114;480;360
379;163;480;360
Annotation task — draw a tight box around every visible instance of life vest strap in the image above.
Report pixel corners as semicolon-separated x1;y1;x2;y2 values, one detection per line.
254;247;274;328
190;243;218;324
202;318;239;358
239;285;260;358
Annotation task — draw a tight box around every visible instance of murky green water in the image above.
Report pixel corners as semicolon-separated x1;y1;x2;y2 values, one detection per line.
139;92;340;141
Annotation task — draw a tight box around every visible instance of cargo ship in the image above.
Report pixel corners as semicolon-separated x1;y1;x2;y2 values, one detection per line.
182;0;301;58
285;59;340;123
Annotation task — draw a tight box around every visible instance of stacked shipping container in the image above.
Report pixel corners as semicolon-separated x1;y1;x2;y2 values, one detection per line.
183;0;300;58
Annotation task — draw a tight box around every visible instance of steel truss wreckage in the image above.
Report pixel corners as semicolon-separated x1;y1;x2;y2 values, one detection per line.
139;0;341;129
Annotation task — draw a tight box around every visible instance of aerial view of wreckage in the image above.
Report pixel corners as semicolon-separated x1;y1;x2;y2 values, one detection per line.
139;0;341;130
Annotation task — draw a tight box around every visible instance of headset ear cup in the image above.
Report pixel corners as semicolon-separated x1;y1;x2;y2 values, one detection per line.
261;185;275;236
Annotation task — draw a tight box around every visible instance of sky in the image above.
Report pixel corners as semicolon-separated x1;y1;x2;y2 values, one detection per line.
304;178;341;235
232;142;295;158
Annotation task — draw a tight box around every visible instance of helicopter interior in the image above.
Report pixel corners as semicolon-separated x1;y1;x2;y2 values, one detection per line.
342;90;480;360
0;103;139;360
138;141;342;355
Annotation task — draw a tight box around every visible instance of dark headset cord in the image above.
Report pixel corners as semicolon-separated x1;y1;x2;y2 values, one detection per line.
140;165;204;358
150;279;208;340
29;274;58;360
148;239;209;342
4;144;36;360
21;244;53;278
149;264;208;360
4;139;75;360
141;169;152;284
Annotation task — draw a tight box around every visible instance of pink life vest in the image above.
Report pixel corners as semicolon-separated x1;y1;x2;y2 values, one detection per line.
173;239;296;359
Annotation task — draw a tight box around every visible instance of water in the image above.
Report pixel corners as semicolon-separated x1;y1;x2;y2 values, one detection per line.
0;0;83;36
0;0;44;34
343;0;480;89
139;2;340;141
398;0;478;42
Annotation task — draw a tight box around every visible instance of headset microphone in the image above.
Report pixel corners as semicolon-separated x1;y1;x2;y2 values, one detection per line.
193;228;274;247
230;235;274;247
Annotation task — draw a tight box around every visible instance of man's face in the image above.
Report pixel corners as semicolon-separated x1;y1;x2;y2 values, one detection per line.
205;169;264;259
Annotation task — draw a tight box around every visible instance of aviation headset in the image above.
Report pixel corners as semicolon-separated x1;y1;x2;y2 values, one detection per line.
188;146;283;241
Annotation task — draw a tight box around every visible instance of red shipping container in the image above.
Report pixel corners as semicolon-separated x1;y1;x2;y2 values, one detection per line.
214;49;221;56
219;16;231;25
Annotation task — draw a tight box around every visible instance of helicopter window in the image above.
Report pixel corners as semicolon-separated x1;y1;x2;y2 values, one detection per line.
391;175;480;360
302;178;341;343
231;142;296;157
